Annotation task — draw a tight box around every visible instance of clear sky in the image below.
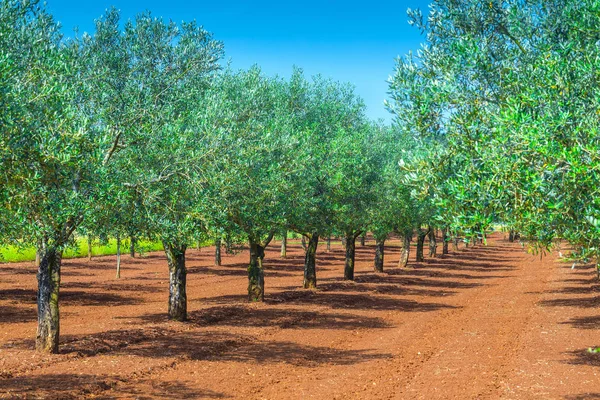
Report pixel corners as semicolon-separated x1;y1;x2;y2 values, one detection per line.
47;1;432;122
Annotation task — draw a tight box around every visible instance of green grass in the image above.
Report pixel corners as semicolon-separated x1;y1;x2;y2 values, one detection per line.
0;238;165;263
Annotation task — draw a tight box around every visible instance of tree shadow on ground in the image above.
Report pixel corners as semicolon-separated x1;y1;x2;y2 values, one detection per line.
0;305;35;324
4;328;393;367
0;288;37;304
564;394;600;400
62;281;163;294
188;264;295;278
0;288;144;307
301;281;457;297
561;315;600;330
200;291;457;312
267;289;458;312
350;274;485;290
191;305;390;329
539;296;600;309
563;348;600;367
0;373;228;399
0;265;36;275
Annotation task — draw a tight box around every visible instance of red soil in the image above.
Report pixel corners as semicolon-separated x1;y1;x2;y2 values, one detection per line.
1;234;600;399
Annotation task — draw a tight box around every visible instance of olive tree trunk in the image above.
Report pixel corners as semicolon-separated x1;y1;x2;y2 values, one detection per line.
360;233;366;246
374;237;385;273
442;228;449;255
398;234;411;268
115;233;121;279
36;246;62;353
215;237;222;266
344;232;358;280
130;236;136;258
416;228;427;262
326;237;331;251
281;231;287;258
453;235;459;251
163;242;187;321
87;235;92;261
248;238;266;302
303;233;319;289
428;226;437;257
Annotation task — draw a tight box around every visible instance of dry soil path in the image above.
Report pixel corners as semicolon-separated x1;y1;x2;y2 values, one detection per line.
1;234;600;399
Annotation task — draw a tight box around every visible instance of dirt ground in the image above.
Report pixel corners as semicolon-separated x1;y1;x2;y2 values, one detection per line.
1;234;600;399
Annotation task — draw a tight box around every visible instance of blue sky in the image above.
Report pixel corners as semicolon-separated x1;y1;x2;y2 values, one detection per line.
48;1;432;122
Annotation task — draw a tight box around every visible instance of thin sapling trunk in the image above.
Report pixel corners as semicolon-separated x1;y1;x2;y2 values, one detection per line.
87;235;92;261
116;233;121;279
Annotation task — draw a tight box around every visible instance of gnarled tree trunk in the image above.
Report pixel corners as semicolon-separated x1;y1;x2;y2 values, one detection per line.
398;234;411;268
248;238;266;302
36;246;62;353
163;242;187;321
453;235;459;251
303;233;319;289
326;237;331;252
428;226;437;257
360;233;366;246
344;232;357;280
374;237;385;272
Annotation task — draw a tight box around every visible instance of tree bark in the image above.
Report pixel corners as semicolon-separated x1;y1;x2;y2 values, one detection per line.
129;236;136;258
508;230;515;242
87;235;92;261
326;237;331;252
163;242;187;321
416;228;427;262
301;235;307;250
453;235;459;251
374;237;385;272
398;234;411;268
360;233;366;246
215;237;222;266
442;228;449;255
303;233;319;289
36;246;62;353
225;234;234;254
344;232;357;280
248;238;265;302
281;231;287;258
116;233;121;279
428;226;437;257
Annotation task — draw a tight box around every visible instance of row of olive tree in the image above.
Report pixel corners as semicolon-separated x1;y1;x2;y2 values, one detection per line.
2;2;445;354
387;0;600;265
